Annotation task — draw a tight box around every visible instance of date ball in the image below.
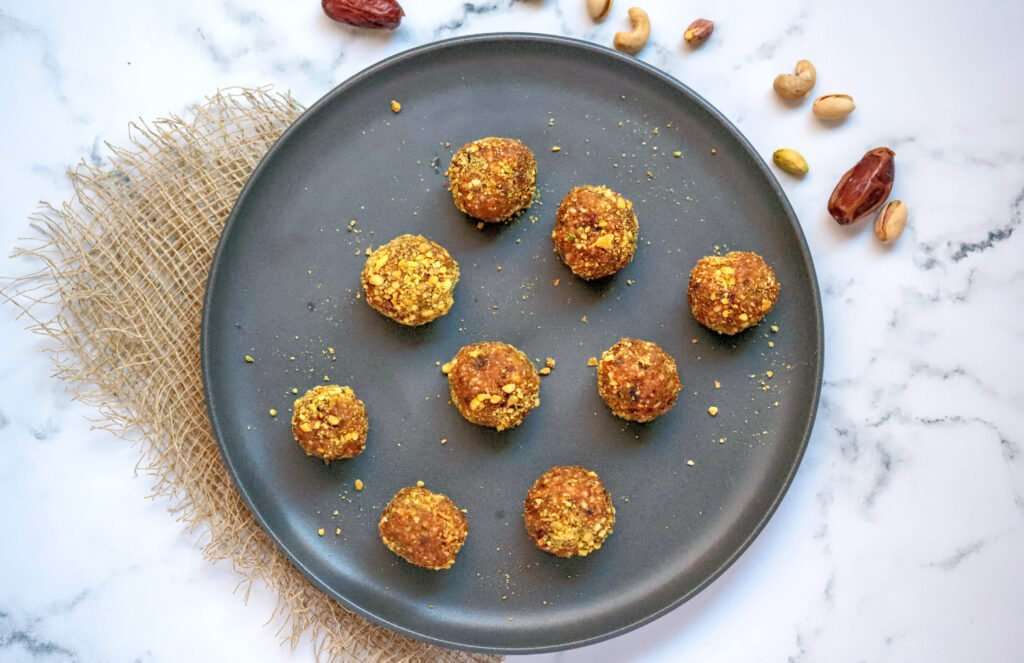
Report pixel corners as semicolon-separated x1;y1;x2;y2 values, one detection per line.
597;338;682;423
291;384;368;461
446;137;537;222
688;251;780;335
445;341;540;431
361;234;459;326
523;466;615;558
379;486;468;570
552;185;638;280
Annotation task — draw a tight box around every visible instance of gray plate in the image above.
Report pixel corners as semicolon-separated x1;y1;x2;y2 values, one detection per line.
202;34;823;654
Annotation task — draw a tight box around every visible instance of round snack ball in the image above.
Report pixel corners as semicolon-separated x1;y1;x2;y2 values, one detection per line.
446;137;537;222
379;485;469;570
361;234;459;326
291;385;368;461
688;251;780;335
597;338;682;423
523;465;616;558
552;185;638;280
446;341;540;431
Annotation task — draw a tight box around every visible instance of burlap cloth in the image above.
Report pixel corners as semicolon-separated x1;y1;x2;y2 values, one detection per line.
5;88;498;663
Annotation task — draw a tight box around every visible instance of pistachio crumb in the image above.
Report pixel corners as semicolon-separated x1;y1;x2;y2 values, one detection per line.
290;387;299;395
317;528;326;537
335;527;342;535
686;459;696;467
766;370;775;378
707;405;719;416
551;145;561;153
770;324;780;333
587;357;598;367
243;354;255;363
673;150;682;158
268;408;278;417
416;480;425;488
768;340;776;348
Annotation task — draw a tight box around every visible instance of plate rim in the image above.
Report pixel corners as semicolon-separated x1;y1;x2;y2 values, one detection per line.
201;32;824;655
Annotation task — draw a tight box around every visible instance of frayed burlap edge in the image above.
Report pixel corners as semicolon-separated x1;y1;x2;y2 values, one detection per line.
2;87;498;663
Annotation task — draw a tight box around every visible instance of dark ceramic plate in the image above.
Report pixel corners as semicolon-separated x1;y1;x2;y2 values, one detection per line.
202;34;822;654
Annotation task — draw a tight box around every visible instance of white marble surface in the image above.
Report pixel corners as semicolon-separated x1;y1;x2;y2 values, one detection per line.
2;0;1022;661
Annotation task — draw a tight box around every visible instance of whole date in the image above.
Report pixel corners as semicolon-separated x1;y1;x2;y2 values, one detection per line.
828;147;895;225
322;0;404;29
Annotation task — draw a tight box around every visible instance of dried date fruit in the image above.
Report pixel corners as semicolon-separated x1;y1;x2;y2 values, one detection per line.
827;147;895;224
322;0;404;29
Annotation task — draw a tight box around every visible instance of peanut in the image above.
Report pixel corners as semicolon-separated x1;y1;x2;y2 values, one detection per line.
684;19;714;47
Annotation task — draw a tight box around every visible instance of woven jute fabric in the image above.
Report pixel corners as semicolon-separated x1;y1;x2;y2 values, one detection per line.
4;88;498;663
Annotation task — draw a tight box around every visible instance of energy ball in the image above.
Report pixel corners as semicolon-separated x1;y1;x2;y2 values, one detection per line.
446;137;537;222
446;341;540;431
291;385;368;461
597;338;682;423
523;466;615;558
552;185;638;280
361;234;459;326
379;485;468;570
688;251;780;335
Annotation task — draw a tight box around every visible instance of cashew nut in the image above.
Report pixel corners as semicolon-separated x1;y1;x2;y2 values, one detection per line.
614;7;650;55
773;59;816;100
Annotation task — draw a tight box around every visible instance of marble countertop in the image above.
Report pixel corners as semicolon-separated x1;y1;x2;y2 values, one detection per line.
2;1;1022;661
